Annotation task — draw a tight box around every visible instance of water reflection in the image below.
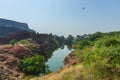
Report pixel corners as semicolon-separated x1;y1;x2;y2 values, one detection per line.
46;45;72;72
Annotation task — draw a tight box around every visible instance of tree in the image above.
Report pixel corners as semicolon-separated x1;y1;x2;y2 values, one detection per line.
66;35;74;47
9;39;17;46
22;54;50;76
89;32;103;41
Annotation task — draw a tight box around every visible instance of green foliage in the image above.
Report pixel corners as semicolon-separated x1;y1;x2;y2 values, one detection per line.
65;35;74;47
29;31;120;80
24;75;35;80
9;39;17;46
84;47;120;80
22;54;50;76
17;40;30;44
104;39;120;47
53;35;65;47
78;40;91;49
73;31;120;80
95;36;120;48
89;32;103;41
27;46;38;54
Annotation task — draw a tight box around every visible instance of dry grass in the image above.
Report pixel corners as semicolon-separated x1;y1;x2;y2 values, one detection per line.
30;64;83;80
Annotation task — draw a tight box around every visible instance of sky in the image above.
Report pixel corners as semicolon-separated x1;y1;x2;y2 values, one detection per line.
0;0;120;36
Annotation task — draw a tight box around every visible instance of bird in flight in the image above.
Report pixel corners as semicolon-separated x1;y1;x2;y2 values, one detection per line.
82;7;85;10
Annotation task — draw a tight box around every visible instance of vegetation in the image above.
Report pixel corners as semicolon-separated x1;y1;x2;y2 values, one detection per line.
73;31;120;80
31;64;83;80
65;35;75;49
31;31;120;80
17;39;31;45
8;31;120;80
10;39;53;77
53;35;65;47
9;39;31;46
9;39;17;46
22;54;50;76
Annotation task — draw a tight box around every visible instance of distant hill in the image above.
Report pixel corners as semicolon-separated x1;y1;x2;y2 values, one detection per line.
0;18;34;36
0;26;27;36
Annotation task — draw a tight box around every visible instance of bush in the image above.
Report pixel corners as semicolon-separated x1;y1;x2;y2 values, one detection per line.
9;39;17;46
104;39;120;47
17;40;30;44
22;54;50;76
78;40;91;49
71;31;120;80
84;47;120;80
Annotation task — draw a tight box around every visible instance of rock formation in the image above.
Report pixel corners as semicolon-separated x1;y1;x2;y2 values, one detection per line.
0;44;33;79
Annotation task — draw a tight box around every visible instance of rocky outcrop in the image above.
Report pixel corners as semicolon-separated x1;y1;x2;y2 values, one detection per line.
64;52;83;68
0;44;33;80
0;65;15;80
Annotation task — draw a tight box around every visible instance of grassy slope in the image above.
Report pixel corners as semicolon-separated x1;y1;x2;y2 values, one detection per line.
31;64;83;80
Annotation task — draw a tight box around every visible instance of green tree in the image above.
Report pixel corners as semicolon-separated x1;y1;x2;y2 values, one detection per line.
104;39;120;47
66;35;74;47
89;32;103;41
9;39;17;46
22;54;50;76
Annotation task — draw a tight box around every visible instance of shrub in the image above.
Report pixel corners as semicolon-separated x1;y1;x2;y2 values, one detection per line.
104;39;120;47
17;40;30;44
22;54;50;76
84;47;120;80
78;40;91;49
9;39;17;46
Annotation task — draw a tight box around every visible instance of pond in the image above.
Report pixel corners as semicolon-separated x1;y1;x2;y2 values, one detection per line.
46;45;72;72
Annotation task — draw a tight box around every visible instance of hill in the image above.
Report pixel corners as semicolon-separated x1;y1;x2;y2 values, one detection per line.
0;18;33;36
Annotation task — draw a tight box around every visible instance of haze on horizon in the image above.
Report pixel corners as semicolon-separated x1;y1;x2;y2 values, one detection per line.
0;0;120;36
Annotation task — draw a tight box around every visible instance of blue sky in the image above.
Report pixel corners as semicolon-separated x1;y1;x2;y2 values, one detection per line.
0;0;120;36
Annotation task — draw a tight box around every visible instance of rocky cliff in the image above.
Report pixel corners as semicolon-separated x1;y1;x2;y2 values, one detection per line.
64;52;83;68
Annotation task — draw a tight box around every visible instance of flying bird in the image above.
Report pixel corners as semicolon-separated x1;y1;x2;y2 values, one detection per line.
82;7;85;10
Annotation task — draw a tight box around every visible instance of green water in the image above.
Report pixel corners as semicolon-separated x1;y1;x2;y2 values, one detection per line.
46;45;72;72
